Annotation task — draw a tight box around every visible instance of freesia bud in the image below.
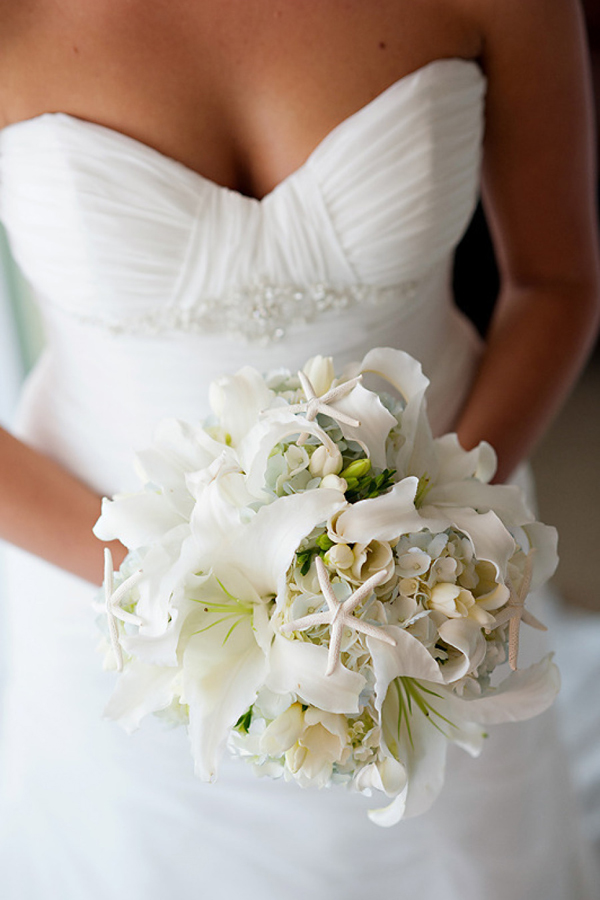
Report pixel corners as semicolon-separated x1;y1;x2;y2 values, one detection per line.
340;458;372;479
309;445;343;477
319;474;348;493
324;543;355;569
302;355;335;397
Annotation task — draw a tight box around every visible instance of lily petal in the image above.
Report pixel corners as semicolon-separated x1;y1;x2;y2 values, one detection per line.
368;787;409;827
433;433;497;484
379;682;449;821
182;615;270;782
104;660;180;733
368;625;444;716
191;484;346;599
266;635;365;714
94;492;185;548
437;618;487;683
445;508;516;577
335;478;446;543
518;522;559;591
209;366;274;446
330;382;397;469
427;481;534;528
135;418;225;488
447;655;560;725
240;412;338;499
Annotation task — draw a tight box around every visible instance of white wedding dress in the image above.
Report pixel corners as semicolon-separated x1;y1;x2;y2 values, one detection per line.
0;58;596;899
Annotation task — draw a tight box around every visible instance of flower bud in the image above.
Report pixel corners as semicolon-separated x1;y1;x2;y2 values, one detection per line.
428;583;475;618
309;444;343;477
302;355;335;397
340;458;372;480
260;703;304;756
319;474;348;493
324;543;355;570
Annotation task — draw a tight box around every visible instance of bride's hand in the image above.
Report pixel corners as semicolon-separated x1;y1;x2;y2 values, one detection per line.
0;425;126;584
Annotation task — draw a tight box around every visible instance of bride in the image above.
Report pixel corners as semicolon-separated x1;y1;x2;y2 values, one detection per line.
0;1;598;897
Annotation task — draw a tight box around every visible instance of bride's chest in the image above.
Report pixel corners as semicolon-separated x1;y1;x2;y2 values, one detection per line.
0;59;485;343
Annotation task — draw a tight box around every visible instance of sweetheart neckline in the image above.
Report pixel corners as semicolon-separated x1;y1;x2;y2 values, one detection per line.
0;56;484;205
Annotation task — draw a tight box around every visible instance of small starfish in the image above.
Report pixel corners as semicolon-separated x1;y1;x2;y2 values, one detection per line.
492;551;546;670
103;548;144;672
281;556;395;675
287;371;362;444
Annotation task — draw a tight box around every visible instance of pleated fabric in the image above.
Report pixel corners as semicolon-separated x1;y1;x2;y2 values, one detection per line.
0;59;484;323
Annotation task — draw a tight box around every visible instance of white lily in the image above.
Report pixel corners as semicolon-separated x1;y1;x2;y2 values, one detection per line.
133;418;228;518
209;365;275;446
368;654;560;825
190;478;346;600
239;410;341;499
180;572;273;782
341;346;436;477
325;382;397;469
104;659;182;732
335;479;518;579
266;635;366;714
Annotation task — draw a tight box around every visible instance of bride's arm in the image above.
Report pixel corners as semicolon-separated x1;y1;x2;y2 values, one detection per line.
455;0;600;482
0;426;126;583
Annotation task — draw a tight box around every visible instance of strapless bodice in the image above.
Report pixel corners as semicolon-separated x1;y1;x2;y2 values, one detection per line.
0;58;487;493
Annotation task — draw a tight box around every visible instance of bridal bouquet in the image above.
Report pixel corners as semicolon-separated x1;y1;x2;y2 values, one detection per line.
94;348;559;825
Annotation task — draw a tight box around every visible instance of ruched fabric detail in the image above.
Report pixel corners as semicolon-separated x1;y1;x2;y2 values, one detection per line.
0;58;485;330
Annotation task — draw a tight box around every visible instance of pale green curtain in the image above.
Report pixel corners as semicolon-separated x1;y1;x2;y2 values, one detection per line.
0;224;44;375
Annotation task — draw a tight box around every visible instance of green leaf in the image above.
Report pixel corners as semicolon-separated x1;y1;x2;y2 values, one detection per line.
235;706;253;733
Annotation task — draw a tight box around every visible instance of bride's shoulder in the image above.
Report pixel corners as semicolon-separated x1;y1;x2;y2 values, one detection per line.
453;0;587;98
457;0;584;45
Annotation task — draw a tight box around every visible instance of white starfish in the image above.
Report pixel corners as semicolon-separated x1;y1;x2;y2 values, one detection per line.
492;551;546;670
287;371;362;444
281;555;395;675
103;548;144;672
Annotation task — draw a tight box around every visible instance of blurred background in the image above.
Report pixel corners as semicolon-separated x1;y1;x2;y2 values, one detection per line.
0;0;598;872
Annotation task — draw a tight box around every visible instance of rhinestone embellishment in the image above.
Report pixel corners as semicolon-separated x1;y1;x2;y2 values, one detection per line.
71;280;419;344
